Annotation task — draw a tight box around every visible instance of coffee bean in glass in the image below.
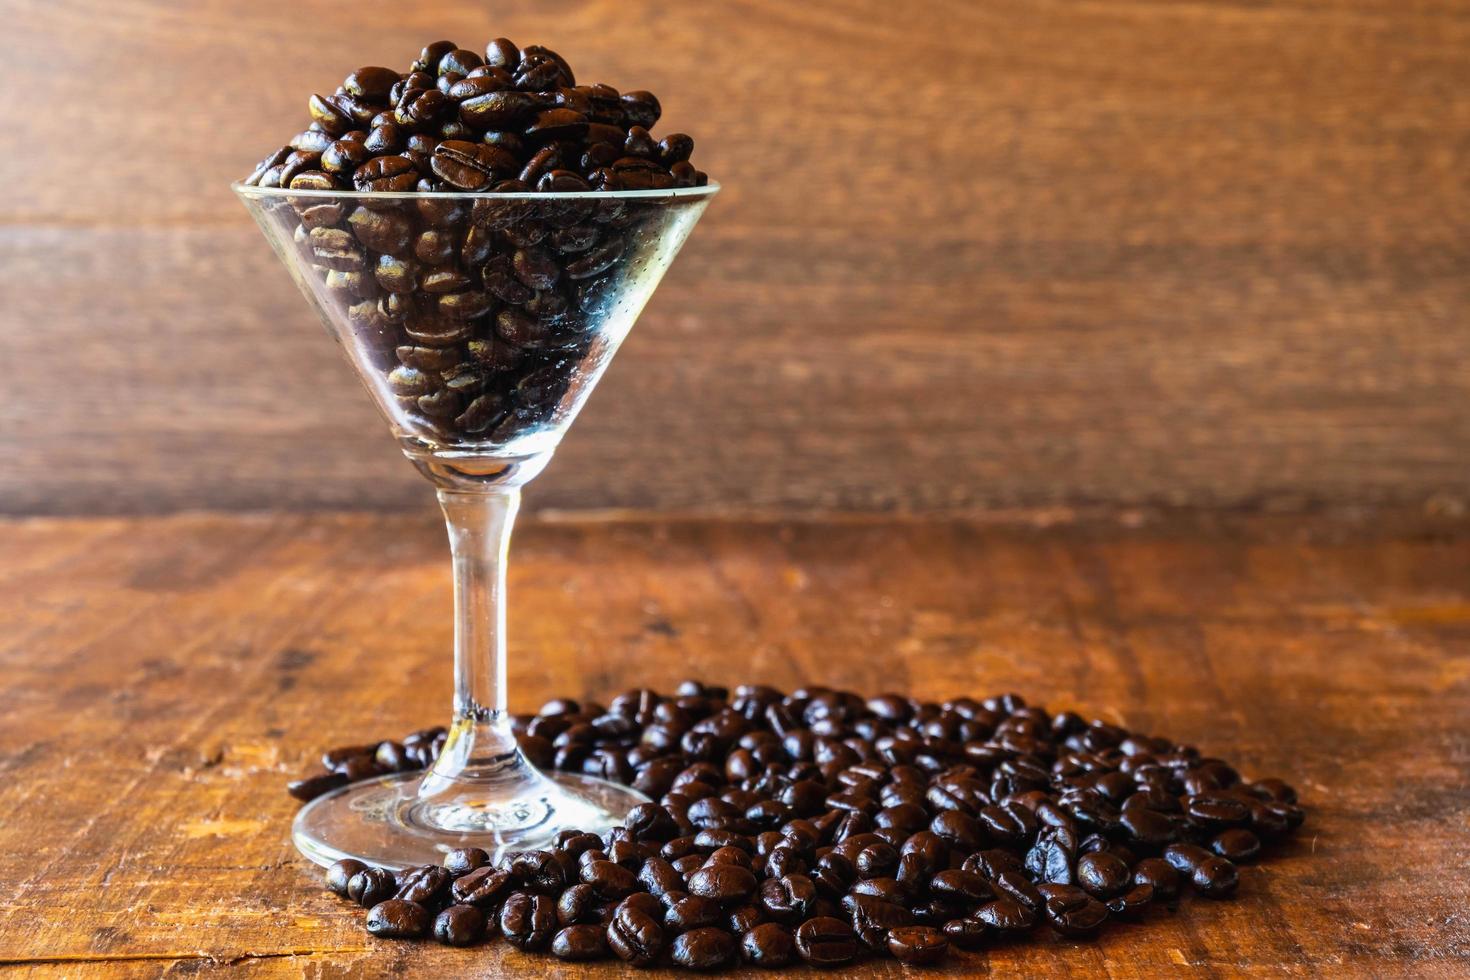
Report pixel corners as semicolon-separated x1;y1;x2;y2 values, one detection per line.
347;867;396;908
552;923;609;961
740;921;795;967
366;899;431;938
326;858;367;897
607;905;665;966
794;916;858;967
433;903;486;946
888;925;949;966
1212;828;1262;862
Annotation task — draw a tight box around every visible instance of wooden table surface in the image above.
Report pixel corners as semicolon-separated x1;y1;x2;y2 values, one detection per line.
0;509;1466;976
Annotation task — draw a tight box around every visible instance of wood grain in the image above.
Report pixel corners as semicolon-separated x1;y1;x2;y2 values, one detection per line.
0;510;1466;975
2;0;1469;516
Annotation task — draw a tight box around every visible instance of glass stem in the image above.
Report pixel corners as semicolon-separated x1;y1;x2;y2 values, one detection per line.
426;487;523;786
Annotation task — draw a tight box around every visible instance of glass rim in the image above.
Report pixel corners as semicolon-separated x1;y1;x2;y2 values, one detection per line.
231;180;720;203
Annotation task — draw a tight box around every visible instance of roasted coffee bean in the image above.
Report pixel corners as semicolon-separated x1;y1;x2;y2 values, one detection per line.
581;859;638;900
666;894;724;931
433;903;486;945
943;915;989;949
1044;888;1107;938
758;874;817;923
740;921;796;966
395;864;452;906
347;867;396;908
326;859;367;897
1163;842;1214;874
367;899;431;938
1131;857;1182;901
888;925;949;965
500;892;556;950
451;866;514;908
794;916;857;967
1191;856;1240;898
608;905;665;965
1212;828;1262;862
1106;883;1155;919
552;923;608;960
1076;851;1131;900
669;927;736;970
973;896;1036;935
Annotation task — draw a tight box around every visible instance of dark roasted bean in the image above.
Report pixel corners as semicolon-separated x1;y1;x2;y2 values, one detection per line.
552;923;608;960
794;916;857;967
433;904;485;945
326;859;367;897
394;864;452;906
671;927;736;970
367;899;431;938
888;925;949;965
500;892;556;950
740;921;796;966
1212;828;1262;862
607;905;665;966
347;867;396;908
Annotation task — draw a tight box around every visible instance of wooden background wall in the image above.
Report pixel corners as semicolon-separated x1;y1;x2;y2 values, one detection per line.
3;0;1467;516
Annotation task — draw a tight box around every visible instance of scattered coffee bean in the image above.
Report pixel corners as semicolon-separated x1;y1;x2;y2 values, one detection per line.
433;904;486;946
306;680;1306;970
779;918;853;970
366;898;431;938
888;925;949;965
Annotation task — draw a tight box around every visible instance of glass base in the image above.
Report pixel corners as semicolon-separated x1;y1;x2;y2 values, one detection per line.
292;769;649;870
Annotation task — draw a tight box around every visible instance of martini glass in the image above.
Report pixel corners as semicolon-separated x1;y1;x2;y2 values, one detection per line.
234;181;717;868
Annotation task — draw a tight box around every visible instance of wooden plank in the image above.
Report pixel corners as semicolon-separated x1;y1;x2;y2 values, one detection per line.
1;0;1468;515
0;510;1465;975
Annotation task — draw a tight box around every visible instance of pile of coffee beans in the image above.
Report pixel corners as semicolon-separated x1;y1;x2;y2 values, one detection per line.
297;682;1305;968
242;40;710;447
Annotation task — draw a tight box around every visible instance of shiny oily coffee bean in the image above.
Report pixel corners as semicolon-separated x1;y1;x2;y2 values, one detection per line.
740;921;795;967
888;925;949;966
943;916;988;949
366;899;431;938
433;904;486;946
1212;828;1262;862
1164;842;1214;874
1132;858;1182;901
551;923;608;961
1076;851;1132;900
607;906;665;966
500;892;556;950
325;859;366;897
687;864;758;906
1044;889;1108;938
973;896;1036;935
347;867;396;908
442;847;489;877
1106;882;1155;920
665;894;723;931
451;867;514;908
794;916;858;967
394;864;452;906
1191;856;1240;898
670;927;736;970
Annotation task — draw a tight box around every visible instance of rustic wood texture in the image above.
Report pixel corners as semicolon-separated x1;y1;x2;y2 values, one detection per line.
0;510;1465;975
3;0;1469;516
